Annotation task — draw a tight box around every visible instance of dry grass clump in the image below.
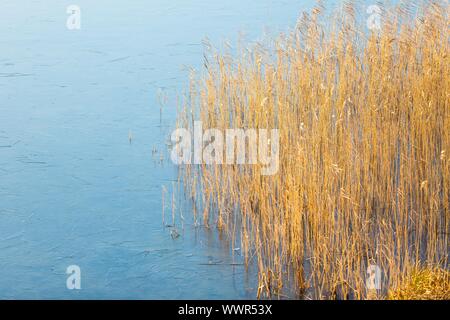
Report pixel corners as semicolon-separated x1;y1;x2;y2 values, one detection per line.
388;268;450;300
176;0;449;299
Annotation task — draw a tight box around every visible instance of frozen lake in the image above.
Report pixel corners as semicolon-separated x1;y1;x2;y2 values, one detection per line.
0;0;344;299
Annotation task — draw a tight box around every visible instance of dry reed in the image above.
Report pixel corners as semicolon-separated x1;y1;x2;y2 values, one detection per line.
175;0;449;299
388;268;450;299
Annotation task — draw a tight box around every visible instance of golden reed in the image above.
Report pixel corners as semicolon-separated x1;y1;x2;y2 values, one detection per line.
174;0;449;299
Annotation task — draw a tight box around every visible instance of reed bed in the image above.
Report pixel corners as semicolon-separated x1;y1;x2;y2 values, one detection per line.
175;0;449;299
388;268;450;299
